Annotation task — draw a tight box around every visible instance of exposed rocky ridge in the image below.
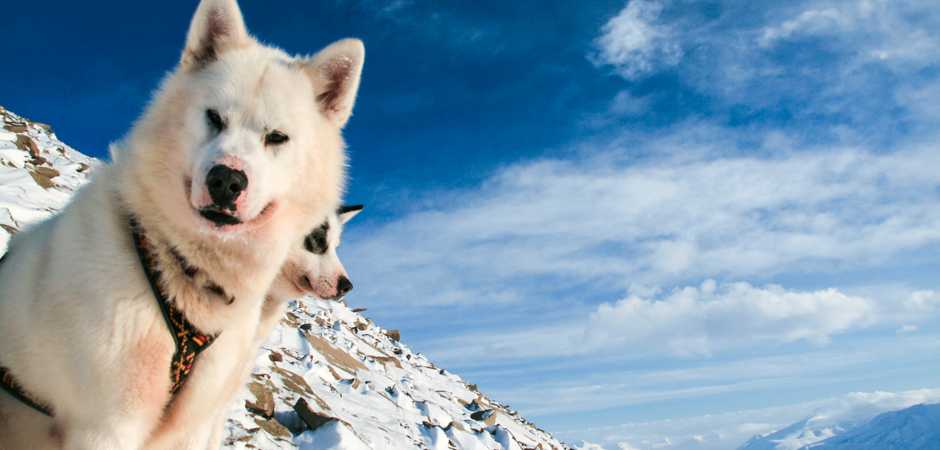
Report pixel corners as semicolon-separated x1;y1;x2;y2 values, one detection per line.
0;106;568;450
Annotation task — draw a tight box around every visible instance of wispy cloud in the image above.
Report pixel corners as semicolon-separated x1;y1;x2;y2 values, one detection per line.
420;282;940;364
349;137;940;312
590;0;681;80
590;0;940;141
581;281;877;354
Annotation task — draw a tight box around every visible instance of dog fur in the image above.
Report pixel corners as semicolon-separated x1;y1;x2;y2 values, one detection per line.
0;0;363;448
259;205;362;340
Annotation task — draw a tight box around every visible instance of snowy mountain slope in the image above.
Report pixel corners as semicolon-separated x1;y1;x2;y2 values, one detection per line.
223;298;568;450
736;417;851;450
803;403;940;450
737;391;940;450
0;105;96;253
0;106;568;450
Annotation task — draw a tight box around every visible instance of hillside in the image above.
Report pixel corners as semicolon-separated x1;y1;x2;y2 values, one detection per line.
0;106;569;450
0;105;95;251
803;403;940;450
737;392;940;450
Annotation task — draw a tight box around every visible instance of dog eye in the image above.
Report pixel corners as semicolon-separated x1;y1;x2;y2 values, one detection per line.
265;130;289;146
303;222;329;254
205;109;225;133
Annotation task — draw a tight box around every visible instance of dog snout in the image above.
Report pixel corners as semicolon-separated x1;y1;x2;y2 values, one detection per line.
205;165;248;210
336;275;353;297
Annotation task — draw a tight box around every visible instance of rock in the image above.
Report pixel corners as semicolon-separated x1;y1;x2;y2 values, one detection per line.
268;351;283;362
373;355;403;369
471;409;494;421
301;330;367;374
283;311;301;328
384;329;401;341
4;124;27;133
33;166;59;178
272;366;315;396
352;307;367;313
28;168;58;189
294;397;337;432
253;417;291;440
14;135;40;158
245;381;275;418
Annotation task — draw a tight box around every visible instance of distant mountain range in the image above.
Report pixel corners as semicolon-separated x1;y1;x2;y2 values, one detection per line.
739;402;940;450
803;403;940;450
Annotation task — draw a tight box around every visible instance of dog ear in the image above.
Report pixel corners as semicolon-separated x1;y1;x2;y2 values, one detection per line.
180;0;251;72
337;204;363;224
303;39;365;129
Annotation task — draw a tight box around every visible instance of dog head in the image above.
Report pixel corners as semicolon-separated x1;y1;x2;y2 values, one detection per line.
271;205;362;302
123;0;363;243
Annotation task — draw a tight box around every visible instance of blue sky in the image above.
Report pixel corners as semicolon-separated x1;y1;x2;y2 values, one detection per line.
5;0;940;448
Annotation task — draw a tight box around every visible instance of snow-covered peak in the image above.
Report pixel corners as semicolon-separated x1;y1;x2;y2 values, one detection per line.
737;390;940;450
804;403;940;450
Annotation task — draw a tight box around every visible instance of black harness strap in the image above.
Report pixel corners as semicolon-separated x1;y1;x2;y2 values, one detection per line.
0;366;53;416
0;221;219;417
129;219;218;394
0;251;53;416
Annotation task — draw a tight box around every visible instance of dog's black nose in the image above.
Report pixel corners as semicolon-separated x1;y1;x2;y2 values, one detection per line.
205;165;247;210
336;276;353;298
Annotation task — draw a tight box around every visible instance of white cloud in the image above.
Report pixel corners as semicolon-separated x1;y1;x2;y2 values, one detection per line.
348;140;940;313
420;281;940;363
591;0;682;80
758;8;851;47
578;281;877;355
755;0;940;66
903;290;940;313
591;0;940;136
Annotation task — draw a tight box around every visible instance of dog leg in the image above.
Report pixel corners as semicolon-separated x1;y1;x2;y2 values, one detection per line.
202;409;230;450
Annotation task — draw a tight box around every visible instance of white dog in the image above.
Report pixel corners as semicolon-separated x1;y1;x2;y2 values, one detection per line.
254;204;362;355
0;0;363;448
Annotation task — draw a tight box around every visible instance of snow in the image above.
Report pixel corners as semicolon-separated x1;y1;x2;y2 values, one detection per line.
294;421;372;450
804;403;940;450
0;106;96;254
222;298;568;449
737;390;940;450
